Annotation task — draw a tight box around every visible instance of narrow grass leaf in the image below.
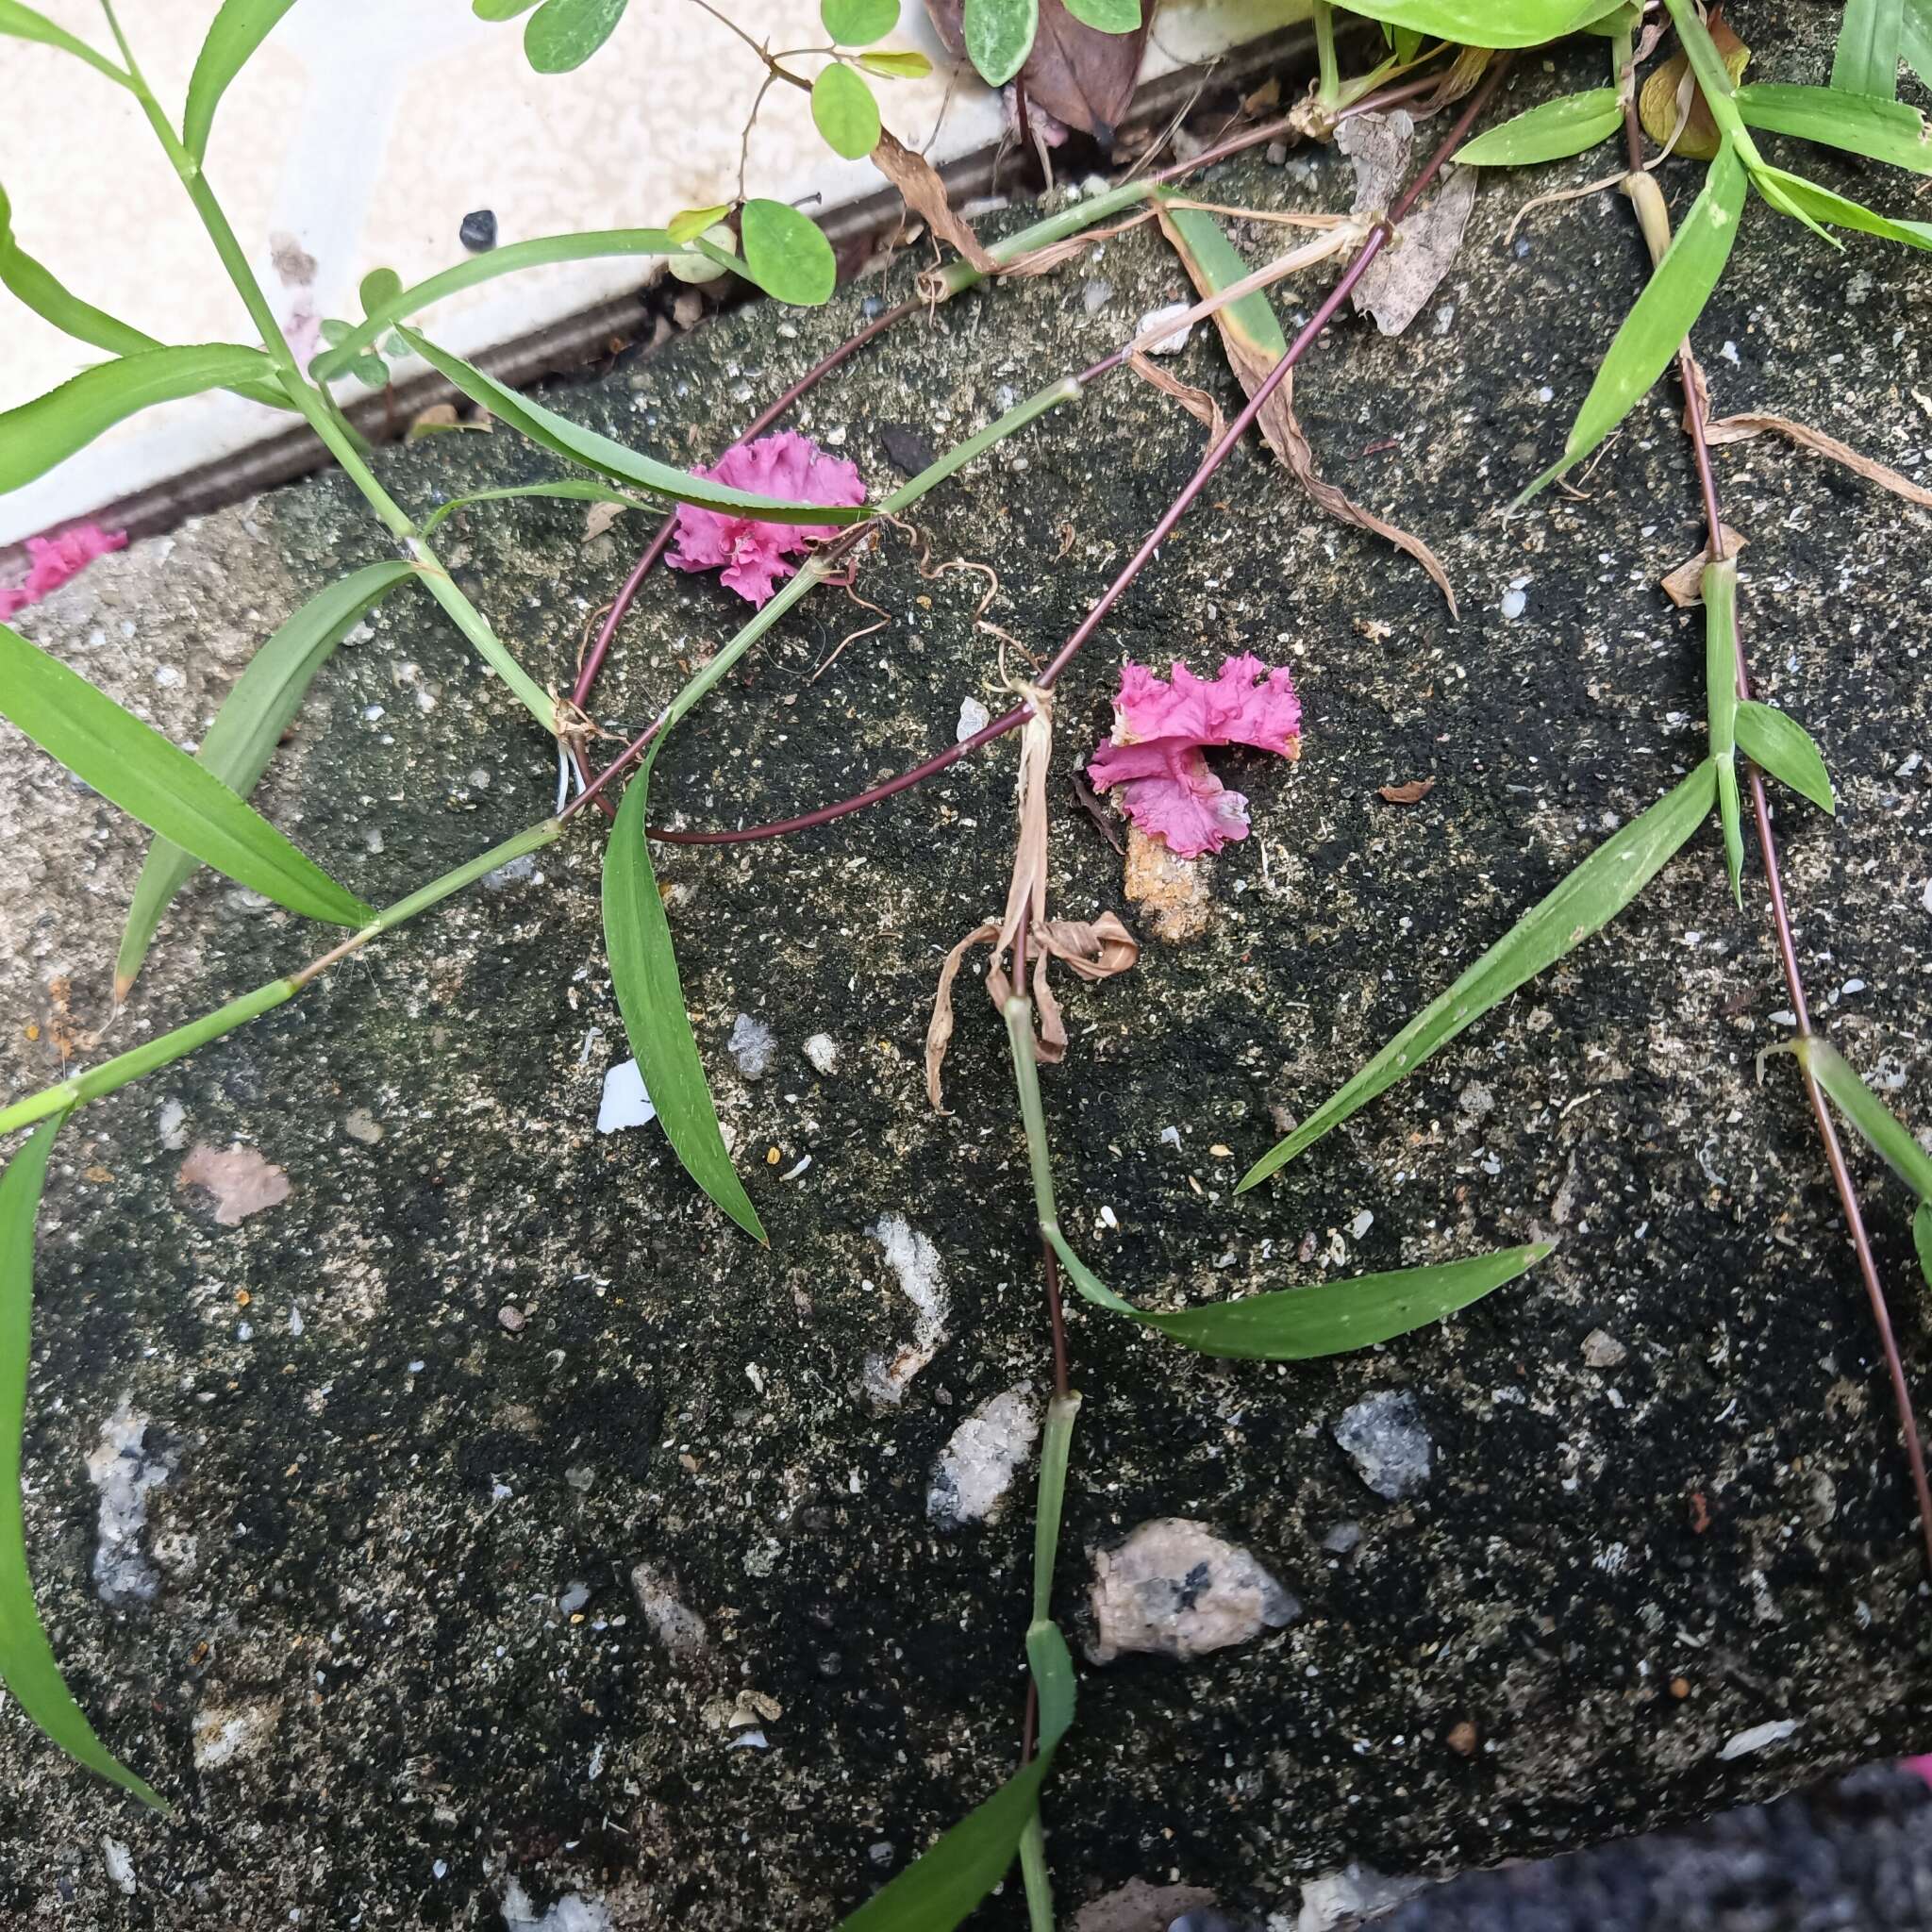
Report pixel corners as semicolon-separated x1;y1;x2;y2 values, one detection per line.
839;1621;1075;1930
0;623;372;929
962;0;1037;84
0;344;275;497
525;0;627;71
1522;142;1747;502
0;1;129;85
183;0;296;161
1043;1225;1546;1358
311;230;684;378
1456;88;1622;165
602;772;766;1243
1241;759;1717;1186
1915;1200;1932;1291
1704;558;1742;904
823;0;898;43
1907;0;1932;90
398;328;863;523
1735;701;1834;814
1831;0;1904;99
2;1118;168;1809
115;562;414;997
1752;161;1932;250
422;478;645;533
1794;1037;1932;1200
1734;82;1932;172
1314;0;1626;49
812;62;883;158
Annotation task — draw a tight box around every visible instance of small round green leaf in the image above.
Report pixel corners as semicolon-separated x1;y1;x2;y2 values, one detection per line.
358;266;403;317
1061;0;1140;29
857;47;932;77
739;200;836;307
524;0;626;73
349;352;389;388
821;0;898;43
811;62;882;158
962;0;1037;85
473;0;539;16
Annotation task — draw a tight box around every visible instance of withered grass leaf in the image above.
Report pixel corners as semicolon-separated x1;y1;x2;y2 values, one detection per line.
1661;525;1747;608
1706;411;1932;509
1155;201;1457;614
924;695;1138;1108
1127;351;1226;445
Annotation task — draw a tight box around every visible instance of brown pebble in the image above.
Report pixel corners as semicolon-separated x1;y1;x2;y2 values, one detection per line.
1446;1720;1477;1756
498;1305;525;1333
1671;1676;1691;1700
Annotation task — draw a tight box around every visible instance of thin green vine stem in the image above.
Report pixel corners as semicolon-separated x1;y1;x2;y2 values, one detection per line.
0;822;562;1138
98;7;557;732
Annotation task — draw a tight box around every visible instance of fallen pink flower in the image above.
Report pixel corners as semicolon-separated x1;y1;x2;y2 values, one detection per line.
668;431;865;607
1087;653;1302;858
0;524;127;622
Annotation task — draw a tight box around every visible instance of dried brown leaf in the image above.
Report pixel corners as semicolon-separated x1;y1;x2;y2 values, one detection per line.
583;500;626;543
1639;15;1748;161
1705;412;1932;509
1127;351;1226;445
177;1143;291;1225
1660;525;1747;607
923;0;1152;138
873;128;997;272
1337;109;1476;337
1377;778;1436;804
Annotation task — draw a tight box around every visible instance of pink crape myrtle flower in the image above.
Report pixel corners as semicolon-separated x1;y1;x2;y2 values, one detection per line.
0;524;127;622
1087;652;1303;858
668;430;865;607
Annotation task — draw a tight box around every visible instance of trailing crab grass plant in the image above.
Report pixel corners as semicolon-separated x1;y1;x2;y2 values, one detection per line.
2;0;1932;1924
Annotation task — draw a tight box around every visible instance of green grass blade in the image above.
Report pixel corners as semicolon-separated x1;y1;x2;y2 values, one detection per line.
1915;1199;1932;1291
1;1118;168;1810
839;1620;1075;1930
1831;0;1904;98
1043;1224;1547;1358
421;478;647;533
115;562;414;997
398;328;865;525
1734;82;1932;172
1456;88;1622;165
0;343;275;496
1241;759;1717;1186
1907;0;1932;90
1793;1037;1932;1200
962;0;1037;84
183;0;296;162
0;0;129;86
309;230;684;378
1751;161;1932;250
1704;559;1742;904
602;771;765;1242
1309;0;1624;49
1520;143;1747;502
0;623;372;930
1735;701;1835;814
0;193;290;408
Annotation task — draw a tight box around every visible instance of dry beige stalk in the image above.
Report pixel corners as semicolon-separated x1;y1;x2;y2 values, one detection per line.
1705;412;1932;509
1127;352;1226;444
925;688;1138;1109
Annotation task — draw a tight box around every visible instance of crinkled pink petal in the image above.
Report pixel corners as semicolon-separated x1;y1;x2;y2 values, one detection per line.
0;524;126;622
1086;654;1301;858
668;430;865;608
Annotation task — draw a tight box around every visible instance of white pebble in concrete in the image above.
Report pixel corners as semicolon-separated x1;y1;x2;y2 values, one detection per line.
927;1385;1041;1529
1088;1517;1298;1664
1333;1390;1432;1500
596;1058;657;1134
87;1396;174;1607
727;1012;775;1078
